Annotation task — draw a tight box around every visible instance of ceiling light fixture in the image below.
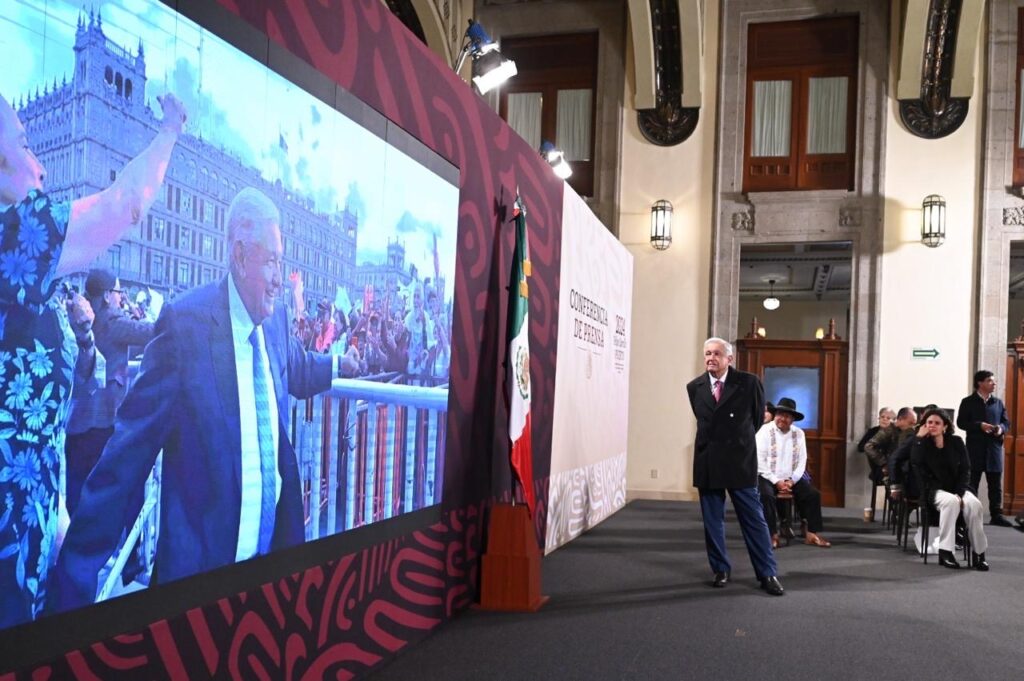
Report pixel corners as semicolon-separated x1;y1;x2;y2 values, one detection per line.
762;279;780;311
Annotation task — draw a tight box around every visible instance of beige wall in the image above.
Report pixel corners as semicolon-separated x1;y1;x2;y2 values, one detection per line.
736;300;850;341
621;3;719;501
877;6;984;417
623;2;986;504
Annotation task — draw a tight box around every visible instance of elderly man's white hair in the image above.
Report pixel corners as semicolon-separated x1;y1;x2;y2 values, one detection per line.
226;187;280;247
703;337;734;357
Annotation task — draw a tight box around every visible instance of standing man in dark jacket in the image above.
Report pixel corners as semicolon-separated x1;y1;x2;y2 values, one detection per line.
957;370;1012;526
686;337;782;596
65;269;156;515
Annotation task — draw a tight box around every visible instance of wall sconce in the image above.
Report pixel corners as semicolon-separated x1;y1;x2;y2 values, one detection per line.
650;199;672;250
921;194;946;247
453;20;517;94
540;141;573;179
762;279;780;311
815;327;825;340
757;326;767;338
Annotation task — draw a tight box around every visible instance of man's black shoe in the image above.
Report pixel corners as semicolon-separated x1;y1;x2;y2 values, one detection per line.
1015;515;1024;529
972;552;989;571
759;576;785;596
990;514;1013;528
938;549;960;569
712;572;730;588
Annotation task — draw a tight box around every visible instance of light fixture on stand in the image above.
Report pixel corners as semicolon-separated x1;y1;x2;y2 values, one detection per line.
762;279;780;311
650;199;673;250
540;141;573;179
453;20;517;94
921;194;946;247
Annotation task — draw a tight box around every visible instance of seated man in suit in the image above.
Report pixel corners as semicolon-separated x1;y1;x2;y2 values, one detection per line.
51;188;346;612
858;407;895;485
865;407;918;484
756;398;831;548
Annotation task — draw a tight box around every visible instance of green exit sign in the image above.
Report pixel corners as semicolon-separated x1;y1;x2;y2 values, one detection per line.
912;347;940;360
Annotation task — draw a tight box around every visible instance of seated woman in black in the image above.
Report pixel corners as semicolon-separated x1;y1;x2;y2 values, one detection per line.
910;408;989;570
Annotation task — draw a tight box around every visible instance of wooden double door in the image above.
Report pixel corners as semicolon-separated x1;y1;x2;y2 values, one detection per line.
1002;341;1024;514
735;338;848;507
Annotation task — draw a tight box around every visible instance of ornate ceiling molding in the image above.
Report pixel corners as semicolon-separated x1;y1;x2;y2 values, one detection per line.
896;0;984;139
387;0;468;69
385;0;428;45
630;0;702;146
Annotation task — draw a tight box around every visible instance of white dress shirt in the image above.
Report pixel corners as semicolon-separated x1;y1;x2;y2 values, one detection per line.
708;368;729;396
756;421;807;484
228;274;281;562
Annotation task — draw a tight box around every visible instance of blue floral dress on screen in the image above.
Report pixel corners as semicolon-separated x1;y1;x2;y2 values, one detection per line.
0;190;74;628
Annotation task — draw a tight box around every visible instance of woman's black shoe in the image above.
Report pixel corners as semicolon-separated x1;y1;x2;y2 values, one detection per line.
938;549;960;569
972;552;989;571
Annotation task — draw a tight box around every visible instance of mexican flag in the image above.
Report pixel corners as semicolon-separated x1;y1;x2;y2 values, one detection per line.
508;197;536;514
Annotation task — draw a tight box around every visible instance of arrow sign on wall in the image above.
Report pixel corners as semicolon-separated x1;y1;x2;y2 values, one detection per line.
912;347;940;360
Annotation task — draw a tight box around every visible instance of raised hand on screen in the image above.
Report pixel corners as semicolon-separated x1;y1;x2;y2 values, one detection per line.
157;93;188;134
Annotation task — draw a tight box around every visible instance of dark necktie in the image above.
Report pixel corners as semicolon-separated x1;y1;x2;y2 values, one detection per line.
249;327;276;555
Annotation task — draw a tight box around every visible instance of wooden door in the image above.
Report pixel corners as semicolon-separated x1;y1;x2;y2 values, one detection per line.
1004;342;1024;514
736;338;848;507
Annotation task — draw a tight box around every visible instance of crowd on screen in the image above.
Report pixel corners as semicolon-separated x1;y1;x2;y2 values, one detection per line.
288;278;451;384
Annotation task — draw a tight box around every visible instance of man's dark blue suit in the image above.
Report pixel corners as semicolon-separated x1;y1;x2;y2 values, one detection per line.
51;276;332;612
686;368;777;580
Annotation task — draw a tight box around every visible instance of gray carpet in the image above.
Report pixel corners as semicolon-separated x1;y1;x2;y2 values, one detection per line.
372;499;1024;680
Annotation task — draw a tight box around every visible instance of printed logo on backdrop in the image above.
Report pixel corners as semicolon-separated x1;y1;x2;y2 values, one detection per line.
570;288;607;370
567;288;628;376
613;314;628;374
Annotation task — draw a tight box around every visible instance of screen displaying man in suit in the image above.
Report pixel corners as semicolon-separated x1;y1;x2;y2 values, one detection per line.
685;337;783;595
50;187;335;612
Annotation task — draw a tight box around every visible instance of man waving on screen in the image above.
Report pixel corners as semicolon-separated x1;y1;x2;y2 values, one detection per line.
51;188;353;612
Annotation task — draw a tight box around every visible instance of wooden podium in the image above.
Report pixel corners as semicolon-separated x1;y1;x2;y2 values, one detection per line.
478;503;548;611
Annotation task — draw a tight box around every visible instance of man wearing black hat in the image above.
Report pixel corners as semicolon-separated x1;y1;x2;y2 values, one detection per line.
756;398;831;548
686;337;783;595
65;268;155;515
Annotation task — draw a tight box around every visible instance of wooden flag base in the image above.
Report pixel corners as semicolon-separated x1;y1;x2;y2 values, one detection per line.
478;503;548;611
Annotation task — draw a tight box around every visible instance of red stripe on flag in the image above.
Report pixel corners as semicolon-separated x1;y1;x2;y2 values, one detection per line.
510;412;535;513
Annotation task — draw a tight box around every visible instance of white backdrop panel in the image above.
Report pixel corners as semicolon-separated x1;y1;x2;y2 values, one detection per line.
546;189;633;554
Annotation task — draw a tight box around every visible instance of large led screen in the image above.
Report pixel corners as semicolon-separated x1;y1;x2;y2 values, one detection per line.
0;0;458;630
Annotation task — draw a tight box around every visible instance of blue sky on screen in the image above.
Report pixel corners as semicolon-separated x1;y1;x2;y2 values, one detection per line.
1;0;458;300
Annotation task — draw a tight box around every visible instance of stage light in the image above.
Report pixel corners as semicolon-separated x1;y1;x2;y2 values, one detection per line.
540;141;573;179
453;20;517;94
